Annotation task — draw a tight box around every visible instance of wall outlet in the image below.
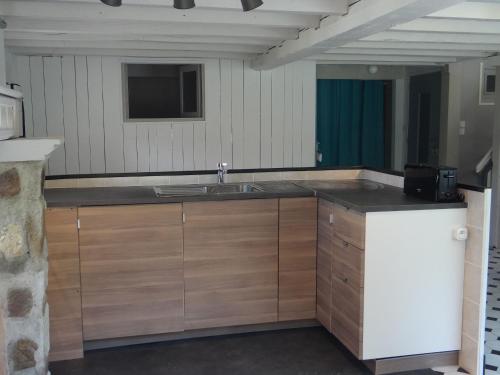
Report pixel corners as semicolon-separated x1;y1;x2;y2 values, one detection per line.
459;120;466;136
454;227;468;241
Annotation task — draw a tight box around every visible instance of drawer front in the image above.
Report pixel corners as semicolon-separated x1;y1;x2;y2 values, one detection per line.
331;306;362;359
332;235;364;290
332;204;365;249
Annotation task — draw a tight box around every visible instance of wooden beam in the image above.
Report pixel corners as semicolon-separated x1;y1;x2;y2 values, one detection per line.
5;31;275;47
313;59;443;66
344;40;500;52
310;53;457;63
5;38;266;54
365;30;500;45
325;47;489;57
427;2;500;20
0;1;320;29
251;0;466;70
393;18;500;34
9;0;348;15
3;16;297;40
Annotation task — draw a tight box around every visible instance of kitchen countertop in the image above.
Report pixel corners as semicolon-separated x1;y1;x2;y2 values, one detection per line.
44;179;467;212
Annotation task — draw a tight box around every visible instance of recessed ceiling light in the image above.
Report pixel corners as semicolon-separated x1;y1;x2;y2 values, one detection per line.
174;0;196;9
100;0;122;6
241;0;263;12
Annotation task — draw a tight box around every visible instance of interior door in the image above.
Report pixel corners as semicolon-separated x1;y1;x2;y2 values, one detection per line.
408;71;442;165
179;64;202;118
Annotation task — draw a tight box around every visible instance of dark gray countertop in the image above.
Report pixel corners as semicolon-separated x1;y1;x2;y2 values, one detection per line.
44;179;467;212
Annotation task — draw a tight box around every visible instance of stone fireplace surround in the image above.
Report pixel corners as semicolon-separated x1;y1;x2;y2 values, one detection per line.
0;138;61;375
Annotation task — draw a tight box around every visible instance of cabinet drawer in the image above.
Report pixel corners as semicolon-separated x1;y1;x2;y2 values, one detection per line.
331;306;362;359
332;204;365;249
332;235;364;290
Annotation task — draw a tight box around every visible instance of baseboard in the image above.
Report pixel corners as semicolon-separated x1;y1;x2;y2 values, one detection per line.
364;351;459;375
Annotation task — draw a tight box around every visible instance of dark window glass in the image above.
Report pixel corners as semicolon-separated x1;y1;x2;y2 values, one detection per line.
486;75;496;93
182;71;198;113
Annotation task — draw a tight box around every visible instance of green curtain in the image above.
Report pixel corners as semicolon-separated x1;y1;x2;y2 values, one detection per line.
316;79;385;168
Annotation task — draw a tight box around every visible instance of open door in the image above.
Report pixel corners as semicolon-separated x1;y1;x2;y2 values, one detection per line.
180;65;203;118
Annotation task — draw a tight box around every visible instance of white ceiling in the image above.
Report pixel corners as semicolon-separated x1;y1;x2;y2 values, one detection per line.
0;0;499;68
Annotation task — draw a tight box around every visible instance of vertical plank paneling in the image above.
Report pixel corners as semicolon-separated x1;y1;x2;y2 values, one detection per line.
302;61;317;167
260;70;272;168
61;56;79;175
44;56;66;175
158;123;173;172
271;66;285;168
220;59;233;168
136;125;150;172
17;56;34;138
172;123;183;171
102;57;124;173
183;123;195;171
243;62;261;169
292;61;303;167
75;56;91;174
283;63;294;167
204;60;221;167
30;56;48;139
123;125;138;173
231;60;244;169
87;56;106;173
148;125;158;172
193;123;206;171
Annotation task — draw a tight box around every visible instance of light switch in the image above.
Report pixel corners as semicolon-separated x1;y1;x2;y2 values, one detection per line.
459;120;466;136
454;227;468;241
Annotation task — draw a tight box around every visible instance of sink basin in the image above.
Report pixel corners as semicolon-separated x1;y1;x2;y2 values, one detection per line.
206;183;263;194
154;183;263;197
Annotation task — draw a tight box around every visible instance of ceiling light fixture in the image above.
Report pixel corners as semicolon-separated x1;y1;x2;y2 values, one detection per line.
100;0;122;6
174;0;196;9
241;0;263;12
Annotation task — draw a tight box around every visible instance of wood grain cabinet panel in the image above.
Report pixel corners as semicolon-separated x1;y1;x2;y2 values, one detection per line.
316;199;334;331
332;204;366;249
46;207;84;361
183;199;279;330
79;204;184;340
278;198;317;321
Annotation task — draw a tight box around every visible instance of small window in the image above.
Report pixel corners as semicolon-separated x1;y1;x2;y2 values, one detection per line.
123;63;204;121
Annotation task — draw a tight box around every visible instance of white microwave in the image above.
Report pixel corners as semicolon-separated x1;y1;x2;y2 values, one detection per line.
0;86;23;141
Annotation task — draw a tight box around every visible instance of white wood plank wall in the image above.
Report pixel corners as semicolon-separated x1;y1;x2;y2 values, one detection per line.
8;55;316;176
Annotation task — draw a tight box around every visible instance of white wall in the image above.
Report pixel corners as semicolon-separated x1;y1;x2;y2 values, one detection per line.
7;55;316;176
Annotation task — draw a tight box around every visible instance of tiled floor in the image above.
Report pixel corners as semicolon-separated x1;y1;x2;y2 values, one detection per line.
485;246;500;374
50;327;447;375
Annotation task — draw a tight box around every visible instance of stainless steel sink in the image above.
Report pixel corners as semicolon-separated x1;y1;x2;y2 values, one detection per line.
154;183;263;197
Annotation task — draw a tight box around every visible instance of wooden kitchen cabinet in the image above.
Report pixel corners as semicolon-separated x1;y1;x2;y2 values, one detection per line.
79;204;184;340
316;199;334;331
278;198;318;321
183;199;279;330
46;207;84;361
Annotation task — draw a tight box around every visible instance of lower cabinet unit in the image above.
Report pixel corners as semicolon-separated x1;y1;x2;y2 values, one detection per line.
79;204;184;340
278;198;317;321
316;198;467;361
46;208;84;361
183;199;279;330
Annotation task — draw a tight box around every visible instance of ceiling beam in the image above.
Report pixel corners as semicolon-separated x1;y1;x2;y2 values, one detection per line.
6;46;253;59
5;38;266;54
364;30;500;45
427;2;500;20
325;47;489;58
251;0;466;70
392;18;500;34
3;17;297;40
10;0;348;15
310;54;457;63
0;1;320;29
312;58;445;66
5;31;274;47
344;40;500;52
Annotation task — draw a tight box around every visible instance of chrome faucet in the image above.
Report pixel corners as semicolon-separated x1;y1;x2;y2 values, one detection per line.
217;162;228;184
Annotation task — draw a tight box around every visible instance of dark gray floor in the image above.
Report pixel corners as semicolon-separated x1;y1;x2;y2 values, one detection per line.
49;327;439;375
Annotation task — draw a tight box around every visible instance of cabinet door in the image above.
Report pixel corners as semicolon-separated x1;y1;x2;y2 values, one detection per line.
316;199;334;331
183;199;279;330
46;208;83;361
79;204;184;340
279;198;317;321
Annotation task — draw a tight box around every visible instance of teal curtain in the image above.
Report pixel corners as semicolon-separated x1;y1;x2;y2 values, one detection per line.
316;79;385;168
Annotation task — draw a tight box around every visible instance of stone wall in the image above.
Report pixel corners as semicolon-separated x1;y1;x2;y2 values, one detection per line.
0;161;49;375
